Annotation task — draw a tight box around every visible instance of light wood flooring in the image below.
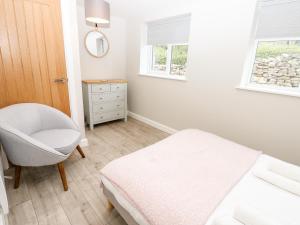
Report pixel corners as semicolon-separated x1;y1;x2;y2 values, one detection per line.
5;118;168;225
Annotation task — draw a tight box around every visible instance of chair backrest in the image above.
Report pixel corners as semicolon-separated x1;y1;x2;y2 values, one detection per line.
0;103;44;135
0;103;69;166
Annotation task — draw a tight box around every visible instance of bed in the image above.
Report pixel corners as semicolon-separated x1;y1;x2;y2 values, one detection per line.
100;129;300;225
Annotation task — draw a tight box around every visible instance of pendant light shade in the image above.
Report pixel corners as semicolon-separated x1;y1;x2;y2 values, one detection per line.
85;0;110;24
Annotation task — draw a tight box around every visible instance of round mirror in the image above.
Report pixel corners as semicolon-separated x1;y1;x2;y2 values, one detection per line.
85;30;109;58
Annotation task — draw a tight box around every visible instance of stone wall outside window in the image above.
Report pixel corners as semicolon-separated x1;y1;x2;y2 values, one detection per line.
250;41;300;88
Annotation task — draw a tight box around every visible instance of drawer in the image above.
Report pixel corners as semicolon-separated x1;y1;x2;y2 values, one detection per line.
93;101;124;112
92;92;125;103
91;84;110;93
111;84;126;92
93;110;124;122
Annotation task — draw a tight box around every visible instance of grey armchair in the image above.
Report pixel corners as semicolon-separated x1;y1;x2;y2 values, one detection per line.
0;103;85;191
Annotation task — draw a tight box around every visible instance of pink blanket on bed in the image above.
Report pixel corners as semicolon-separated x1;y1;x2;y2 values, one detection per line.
101;129;261;225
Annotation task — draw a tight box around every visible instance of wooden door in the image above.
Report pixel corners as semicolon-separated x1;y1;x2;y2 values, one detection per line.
0;0;70;115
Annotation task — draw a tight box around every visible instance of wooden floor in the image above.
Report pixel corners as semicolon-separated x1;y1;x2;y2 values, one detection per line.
5;118;168;225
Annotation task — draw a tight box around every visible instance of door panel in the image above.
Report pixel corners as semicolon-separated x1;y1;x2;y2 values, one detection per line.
14;0;35;102
0;0;20;105
23;1;52;105
0;0;70;115
32;2;54;106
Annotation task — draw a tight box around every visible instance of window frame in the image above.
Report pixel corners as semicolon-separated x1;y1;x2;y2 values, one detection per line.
140;43;188;81
149;43;188;76
149;44;171;75
239;37;300;97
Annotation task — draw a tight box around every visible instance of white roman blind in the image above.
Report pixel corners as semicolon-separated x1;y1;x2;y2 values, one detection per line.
147;14;191;45
256;0;300;38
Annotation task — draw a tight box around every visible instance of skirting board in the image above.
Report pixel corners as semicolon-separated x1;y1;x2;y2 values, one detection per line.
128;111;178;134
80;138;89;147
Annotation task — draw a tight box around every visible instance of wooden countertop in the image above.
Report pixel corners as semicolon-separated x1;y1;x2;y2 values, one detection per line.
82;79;128;84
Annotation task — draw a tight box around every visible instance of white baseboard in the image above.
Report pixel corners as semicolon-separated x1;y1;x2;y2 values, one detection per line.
80;138;89;147
128;111;178;134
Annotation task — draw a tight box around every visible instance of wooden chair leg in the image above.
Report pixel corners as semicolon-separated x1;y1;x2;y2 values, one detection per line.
57;162;68;191
76;145;85;158
14;166;21;189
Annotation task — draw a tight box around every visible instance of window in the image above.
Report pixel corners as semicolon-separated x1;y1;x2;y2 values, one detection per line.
251;40;300;88
240;0;300;96
170;45;188;76
152;45;168;73
140;14;191;80
151;44;188;76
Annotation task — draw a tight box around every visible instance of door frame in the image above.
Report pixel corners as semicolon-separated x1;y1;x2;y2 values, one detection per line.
60;0;87;146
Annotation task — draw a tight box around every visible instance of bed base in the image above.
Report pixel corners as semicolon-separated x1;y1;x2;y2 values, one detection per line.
103;184;140;225
107;200;114;211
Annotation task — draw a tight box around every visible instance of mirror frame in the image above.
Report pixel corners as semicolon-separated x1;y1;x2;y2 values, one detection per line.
84;29;110;58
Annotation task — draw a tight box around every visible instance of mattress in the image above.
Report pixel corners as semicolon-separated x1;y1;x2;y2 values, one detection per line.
101;129;262;225
101;155;300;225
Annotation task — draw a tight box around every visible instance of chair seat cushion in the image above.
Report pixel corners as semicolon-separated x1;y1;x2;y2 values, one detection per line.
31;129;81;155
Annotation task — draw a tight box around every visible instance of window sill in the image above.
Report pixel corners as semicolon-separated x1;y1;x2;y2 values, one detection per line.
139;73;187;81
237;84;300;98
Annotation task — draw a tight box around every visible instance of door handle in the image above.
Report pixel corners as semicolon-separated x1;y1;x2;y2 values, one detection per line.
54;78;68;83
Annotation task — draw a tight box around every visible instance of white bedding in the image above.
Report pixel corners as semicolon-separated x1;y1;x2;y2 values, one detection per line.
101;155;300;225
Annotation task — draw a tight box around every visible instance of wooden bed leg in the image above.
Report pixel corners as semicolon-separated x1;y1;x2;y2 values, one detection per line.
107;200;114;211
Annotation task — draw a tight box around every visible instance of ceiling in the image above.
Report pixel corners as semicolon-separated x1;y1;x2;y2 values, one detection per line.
77;0;199;19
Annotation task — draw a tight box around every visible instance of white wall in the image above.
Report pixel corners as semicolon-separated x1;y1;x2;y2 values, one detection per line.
77;5;127;80
125;0;300;165
58;1;126;145
73;0;300;164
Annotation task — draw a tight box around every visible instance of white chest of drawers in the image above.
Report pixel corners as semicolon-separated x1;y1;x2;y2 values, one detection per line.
82;80;128;130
